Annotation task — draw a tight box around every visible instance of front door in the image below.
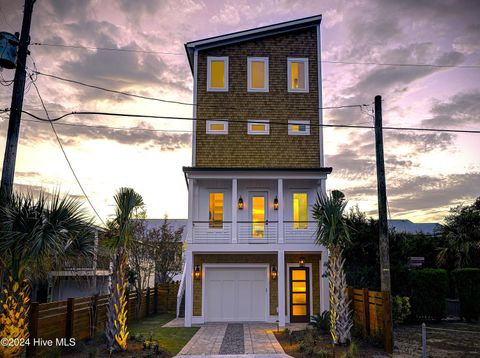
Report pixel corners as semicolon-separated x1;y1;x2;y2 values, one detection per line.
251;193;267;238
290;267;310;322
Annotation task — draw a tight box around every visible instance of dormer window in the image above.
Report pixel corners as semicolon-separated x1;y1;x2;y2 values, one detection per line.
207;56;228;92
287;58;309;92
247;57;269;92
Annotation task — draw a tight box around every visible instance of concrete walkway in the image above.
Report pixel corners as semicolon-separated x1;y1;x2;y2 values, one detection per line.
177;323;285;356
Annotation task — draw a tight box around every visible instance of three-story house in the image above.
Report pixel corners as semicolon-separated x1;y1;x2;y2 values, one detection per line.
181;15;331;327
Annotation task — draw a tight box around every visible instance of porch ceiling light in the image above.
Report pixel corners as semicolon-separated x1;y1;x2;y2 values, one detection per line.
271;265;278;280
273;196;279;210
194;265;201;280
299;257;306;267
238;196;244;210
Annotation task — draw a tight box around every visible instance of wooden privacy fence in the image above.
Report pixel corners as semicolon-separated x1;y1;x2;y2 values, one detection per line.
27;283;178;357
348;287;393;354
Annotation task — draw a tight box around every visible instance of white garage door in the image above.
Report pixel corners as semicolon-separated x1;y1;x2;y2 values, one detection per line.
205;267;267;322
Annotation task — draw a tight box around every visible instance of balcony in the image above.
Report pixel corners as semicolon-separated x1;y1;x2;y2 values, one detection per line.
192;220;316;244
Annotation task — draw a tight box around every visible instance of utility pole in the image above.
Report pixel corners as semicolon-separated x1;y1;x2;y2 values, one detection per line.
374;95;391;292
0;0;36;199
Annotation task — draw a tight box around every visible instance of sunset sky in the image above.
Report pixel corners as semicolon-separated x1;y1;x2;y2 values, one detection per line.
1;0;479;224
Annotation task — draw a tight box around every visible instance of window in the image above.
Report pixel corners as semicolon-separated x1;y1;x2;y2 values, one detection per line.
248;120;270;135
287;58;309;92
209;192;224;228
288;120;310;135
247;57;269;92
207;56;228;91
206;120;228;134
293;193;308;229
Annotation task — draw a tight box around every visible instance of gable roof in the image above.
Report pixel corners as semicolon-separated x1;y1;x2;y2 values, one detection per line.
184;14;322;72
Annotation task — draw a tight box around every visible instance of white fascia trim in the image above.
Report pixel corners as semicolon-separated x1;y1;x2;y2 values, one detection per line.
192;49;198;166
189;243;327;252
206;120;229;134
247;57;269;92
187;172;328;180
288;120;311;135
247;119;270;135
317;24;324;167
287;57;309;93
207;56;229;92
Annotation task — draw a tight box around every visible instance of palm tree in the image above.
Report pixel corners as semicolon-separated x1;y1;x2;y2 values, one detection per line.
0;191;95;357
312;190;352;345
105;188;144;352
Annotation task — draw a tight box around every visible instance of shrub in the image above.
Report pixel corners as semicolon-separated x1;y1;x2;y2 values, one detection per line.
392;296;411;324
314;348;329;358
407;268;448;321
309;311;330;334
452;268;480;321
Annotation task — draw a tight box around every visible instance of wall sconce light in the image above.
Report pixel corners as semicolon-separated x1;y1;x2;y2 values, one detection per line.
273;196;279;210
194;265;201;280
299;257;305;267
238;196;244;210
271;265;278;280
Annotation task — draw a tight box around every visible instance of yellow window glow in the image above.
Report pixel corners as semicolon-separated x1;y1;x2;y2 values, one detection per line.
209;193;224;228
210;60;225;88
210;123;225;131
291;62;306;89
292;270;306;281
292;305;307;316
292;293;307;304
251;61;265;88
251;124;266;131
292;282;307;292
293;193;308;229
252;196;265;238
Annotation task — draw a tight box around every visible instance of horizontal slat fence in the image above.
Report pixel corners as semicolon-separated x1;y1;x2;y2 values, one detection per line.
27;283;178;357
348;287;393;354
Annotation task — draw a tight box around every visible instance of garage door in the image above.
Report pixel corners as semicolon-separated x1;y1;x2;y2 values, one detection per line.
205;267;267;322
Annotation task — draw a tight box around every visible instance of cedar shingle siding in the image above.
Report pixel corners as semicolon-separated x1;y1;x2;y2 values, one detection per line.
195;27;320;168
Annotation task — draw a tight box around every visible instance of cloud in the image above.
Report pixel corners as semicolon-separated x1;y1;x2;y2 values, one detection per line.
453;24;480;55
422;90;480;127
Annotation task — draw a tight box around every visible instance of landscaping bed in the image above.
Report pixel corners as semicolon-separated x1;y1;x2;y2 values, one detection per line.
42;314;198;358
274;328;386;358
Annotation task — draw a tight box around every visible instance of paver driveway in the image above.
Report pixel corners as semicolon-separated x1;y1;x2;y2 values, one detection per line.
177;323;285;356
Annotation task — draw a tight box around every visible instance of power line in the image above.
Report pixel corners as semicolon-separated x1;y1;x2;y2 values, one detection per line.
29;76;106;226
31;70;369;111
30;42;185;56
17;109;480;134
29;42;480;68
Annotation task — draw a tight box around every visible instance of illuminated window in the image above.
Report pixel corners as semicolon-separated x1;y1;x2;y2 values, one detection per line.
207;57;228;91
288;120;310;135
247;120;269;135
288;58;309;92
206;120;228;134
247;57;269;92
209;193;224;228
293;193;308;229
252;195;265;238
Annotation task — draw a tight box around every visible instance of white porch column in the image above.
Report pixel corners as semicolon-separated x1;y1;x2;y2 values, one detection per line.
277;179;284;244
320;249;329;313
278;249;286;327
232;179;237;243
184;250;193;327
186;179;194;244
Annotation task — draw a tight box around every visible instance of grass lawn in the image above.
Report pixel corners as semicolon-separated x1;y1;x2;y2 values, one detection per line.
129;313;199;355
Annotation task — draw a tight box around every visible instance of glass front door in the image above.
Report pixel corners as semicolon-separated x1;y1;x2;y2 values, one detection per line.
290;267;310;322
251;194;266;238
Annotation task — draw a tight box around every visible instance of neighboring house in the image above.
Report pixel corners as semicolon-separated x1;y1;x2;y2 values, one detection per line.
388;219;441;235
179;15;330;327
48;229;111;301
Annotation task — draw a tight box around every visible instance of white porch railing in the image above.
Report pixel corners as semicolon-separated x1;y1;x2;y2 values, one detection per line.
192;221;232;243
284;221;317;243
237;221;278;243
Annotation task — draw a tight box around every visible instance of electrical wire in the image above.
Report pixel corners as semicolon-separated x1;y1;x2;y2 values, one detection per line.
29;42;480;68
28;76;106;226
16;108;480;134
